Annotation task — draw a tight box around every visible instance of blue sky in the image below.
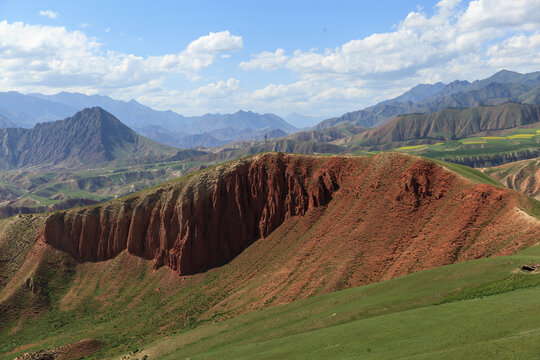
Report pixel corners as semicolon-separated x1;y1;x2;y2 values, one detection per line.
0;0;539;117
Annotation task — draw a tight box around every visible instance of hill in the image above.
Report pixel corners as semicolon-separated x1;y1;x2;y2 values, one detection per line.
1;152;539;358
484;156;540;200
125;242;540;359
315;70;540;130
0;107;177;170
384;127;540;168
350;103;540;149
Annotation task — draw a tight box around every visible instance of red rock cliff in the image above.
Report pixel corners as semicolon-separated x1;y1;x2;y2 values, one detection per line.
38;153;342;275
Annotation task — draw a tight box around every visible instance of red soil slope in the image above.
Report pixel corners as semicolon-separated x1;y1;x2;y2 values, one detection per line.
37;153;540;282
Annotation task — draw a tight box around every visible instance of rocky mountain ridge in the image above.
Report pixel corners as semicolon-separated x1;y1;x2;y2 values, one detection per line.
0;107;176;170
316;70;540;130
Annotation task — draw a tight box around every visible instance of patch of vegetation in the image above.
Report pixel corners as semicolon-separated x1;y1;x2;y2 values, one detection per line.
138;247;540;360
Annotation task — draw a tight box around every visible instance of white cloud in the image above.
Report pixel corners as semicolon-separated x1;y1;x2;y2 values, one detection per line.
281;0;540;83
135;78;242;115
185;31;242;53
239;49;289;70
228;0;540;116
5;0;540;118
39;10;58;19
0;21;242;95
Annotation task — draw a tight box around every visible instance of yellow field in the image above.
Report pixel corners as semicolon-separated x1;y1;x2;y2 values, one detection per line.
461;141;487;144
396;145;426;150
507;134;536;139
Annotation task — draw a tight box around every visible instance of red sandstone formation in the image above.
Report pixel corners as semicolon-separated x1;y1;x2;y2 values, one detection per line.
38;153;339;275
37;153;540;277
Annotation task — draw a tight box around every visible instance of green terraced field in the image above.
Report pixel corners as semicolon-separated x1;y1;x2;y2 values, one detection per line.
392;128;540;167
0;159;217;212
394;128;540;156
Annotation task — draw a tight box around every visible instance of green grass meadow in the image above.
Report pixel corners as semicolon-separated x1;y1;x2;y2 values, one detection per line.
123;246;540;359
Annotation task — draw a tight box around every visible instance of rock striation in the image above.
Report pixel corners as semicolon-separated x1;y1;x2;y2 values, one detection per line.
38;153;341;275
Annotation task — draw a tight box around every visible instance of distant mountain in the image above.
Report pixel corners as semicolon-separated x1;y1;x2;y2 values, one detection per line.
315;70;540;130
382;82;446;104
315;101;426;130
423;82;530;110
0;91;76;127
519;85;540;104
30;91;188;131
287;124;367;143
472;69;540;89
0;114;15;128
354;102;540;149
17;92;296;147
188;111;295;134
0;107;176;170
19;92;297;147
176;133;225;148
254;128;288;140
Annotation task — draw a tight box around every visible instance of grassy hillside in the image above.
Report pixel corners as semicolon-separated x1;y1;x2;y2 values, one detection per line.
351;102;540;149
123;244;540;360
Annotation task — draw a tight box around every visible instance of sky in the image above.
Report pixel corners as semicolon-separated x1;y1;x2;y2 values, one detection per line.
0;0;540;117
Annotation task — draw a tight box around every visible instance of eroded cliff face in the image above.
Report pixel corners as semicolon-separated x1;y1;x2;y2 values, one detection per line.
37;152;540;278
38;153;342;275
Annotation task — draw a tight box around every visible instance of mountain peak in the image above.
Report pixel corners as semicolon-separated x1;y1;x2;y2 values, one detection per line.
494;69;520;76
0;107;176;170
67;106;123;127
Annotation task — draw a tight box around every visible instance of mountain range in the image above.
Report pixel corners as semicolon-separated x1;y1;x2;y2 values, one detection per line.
0;91;297;148
315;70;540;130
351;102;540;149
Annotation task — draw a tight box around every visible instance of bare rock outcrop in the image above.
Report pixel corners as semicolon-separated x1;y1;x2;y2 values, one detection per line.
38;153;340;275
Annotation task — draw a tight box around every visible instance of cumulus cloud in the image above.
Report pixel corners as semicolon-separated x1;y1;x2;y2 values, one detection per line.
185;31;242;53
234;0;540;116
0;21;242;95
39;10;58;19
135;78;243;115
239;49;289;70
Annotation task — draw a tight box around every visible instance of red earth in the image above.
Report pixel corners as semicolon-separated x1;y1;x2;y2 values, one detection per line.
38;152;540;285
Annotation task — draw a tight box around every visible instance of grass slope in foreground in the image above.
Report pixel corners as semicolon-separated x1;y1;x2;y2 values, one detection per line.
131;243;540;360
